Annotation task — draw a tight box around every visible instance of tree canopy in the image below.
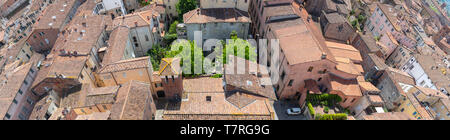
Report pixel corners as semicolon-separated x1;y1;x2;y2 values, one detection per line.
147;44;168;71
216;37;257;64
166;40;205;76
176;0;197;20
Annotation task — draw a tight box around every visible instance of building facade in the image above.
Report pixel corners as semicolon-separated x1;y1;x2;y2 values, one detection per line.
320;12;355;43
93;0;127;19
113;9;163;57
199;0;250;12
26;0;81;53
97;57;154;87
183;8;251;41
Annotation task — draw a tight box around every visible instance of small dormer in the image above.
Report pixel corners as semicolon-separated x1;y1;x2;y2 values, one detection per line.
158;57;181;80
157;57;183;100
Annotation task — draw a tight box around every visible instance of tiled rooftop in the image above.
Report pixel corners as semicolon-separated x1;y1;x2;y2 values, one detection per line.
326;41;363;63
109;81;152;120
33;0;78;30
102;26;131;65
45;14;108;78
267;2;336;65
362;112;414;120
113;9;158;27
183;8;251;24
98;57;150;74
0;62;33;118
163;77;273;120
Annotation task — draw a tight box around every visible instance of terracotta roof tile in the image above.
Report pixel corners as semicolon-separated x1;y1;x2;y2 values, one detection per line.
326;41;363;62
362;112;414;120
0;63;33;118
163;77;274;120
183;8;251;24
102;26;131;65
109;81;152;120
113;9;157;27
98;57;150;74
33;0;78;30
158;57;181;76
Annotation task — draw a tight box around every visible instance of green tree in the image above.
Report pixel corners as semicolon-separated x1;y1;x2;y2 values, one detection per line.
358;15;366;23
139;0;151;6
350;9;356;15
230;31;238;40
216;35;257;65
176;0;197;20
147;44;168;71
169;21;179;34
163;33;178;46
166;40;205;76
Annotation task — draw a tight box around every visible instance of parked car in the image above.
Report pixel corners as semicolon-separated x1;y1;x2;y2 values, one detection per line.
286;108;302;115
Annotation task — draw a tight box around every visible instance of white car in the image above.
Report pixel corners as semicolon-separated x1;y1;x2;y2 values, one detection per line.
286;108;302;115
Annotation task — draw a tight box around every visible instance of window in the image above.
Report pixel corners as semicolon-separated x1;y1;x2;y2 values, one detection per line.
420;81;425;86
206;96;212;102
27;97;33;105
18;114;26;120
13;99;17;104
18;90;23;95
5;113;11;119
102;105;108;110
338;25;343;32
103;75;111;79
145;35;149;41
281;71;286;81
288;80;294;87
155;83;162;87
122;72;127;78
412;112;417;116
400;108;405;112
22;107;30;114
307;66;314;72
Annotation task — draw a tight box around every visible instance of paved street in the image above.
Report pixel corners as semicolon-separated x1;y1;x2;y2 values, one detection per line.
272;101;307;120
155;99;168;120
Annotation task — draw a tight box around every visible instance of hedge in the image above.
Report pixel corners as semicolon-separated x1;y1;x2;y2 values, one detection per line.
306;93;342;105
307;102;315;116
315;113;347;120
